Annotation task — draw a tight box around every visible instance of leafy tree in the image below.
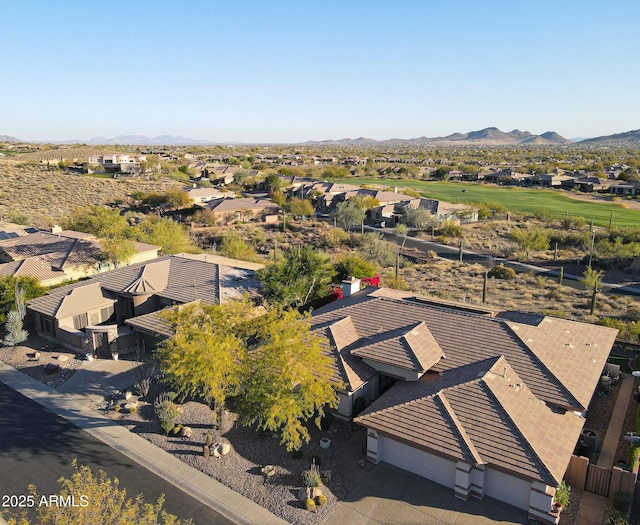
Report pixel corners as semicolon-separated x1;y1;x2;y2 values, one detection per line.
439;219;463;238
285;197;313;219
132;217;196;255
321;165;350;180
258;246;335;308
163;189;193;211
156;300;252;418
404;206;434;230
239;306;339;451
581;266;604;315
334;253;377;281
510;227;549;260
64;206;128;239
0;276;45;323
8;459;190;525
270;191;286;207
334;199;365;230
101;237;137;268
263;173;282;193
218;231;261;262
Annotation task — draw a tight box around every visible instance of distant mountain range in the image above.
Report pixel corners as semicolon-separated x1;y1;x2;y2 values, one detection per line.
303;128;572;146
578;129;640;146
2;128;639;146
0;135;22;142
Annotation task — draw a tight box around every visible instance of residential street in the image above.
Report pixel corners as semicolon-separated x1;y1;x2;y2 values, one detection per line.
0;382;233;525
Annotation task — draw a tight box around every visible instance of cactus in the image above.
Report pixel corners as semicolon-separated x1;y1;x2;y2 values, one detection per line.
205;432;213;447
203;445;210;458
305;498;316;511
315;494;327;507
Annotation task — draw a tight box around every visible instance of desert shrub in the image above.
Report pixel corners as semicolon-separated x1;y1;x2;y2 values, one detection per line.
301;469;321;487
114;405;121;413
553;481;570;508
487;265;515;280
334;253;376;281
321;227;350;248
607;510;630;525
439;219;462;238
134;377;151;397
129;406;137;414
154;392;181;435
3;310;28;346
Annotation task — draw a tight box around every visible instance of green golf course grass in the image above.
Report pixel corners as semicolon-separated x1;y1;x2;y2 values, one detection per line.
340;178;640;229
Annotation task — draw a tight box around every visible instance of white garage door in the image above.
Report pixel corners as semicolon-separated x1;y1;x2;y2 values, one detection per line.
379;436;456;489
484;468;531;510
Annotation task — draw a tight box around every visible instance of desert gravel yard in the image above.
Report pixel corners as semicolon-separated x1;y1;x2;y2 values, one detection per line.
100;387;362;525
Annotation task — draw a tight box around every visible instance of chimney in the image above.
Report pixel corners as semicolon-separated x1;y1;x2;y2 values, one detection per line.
341;277;361;297
50;225;62;234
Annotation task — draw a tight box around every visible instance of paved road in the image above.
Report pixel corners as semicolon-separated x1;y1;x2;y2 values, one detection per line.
365;225;640;297
0;382;233;525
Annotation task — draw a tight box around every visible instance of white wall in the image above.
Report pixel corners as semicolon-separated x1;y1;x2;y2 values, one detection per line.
379;436;456;489
484;468;531;510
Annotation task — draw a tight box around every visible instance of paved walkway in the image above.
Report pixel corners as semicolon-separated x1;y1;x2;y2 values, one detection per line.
598;373;635;469
575;492;609;525
0;361;287;525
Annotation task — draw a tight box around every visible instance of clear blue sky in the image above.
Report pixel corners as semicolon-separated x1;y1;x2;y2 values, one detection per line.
2;1;639;143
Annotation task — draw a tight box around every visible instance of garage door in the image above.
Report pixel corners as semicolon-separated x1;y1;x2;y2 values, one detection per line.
379;436;456;489
485;468;531;510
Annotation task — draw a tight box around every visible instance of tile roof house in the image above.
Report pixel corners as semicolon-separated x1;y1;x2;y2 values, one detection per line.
370;198;478;226
204;197;280;224
309;284;617;524
27;255;264;359
0;229;160;286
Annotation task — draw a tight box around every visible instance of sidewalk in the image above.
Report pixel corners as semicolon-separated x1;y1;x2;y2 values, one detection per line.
0;361;288;525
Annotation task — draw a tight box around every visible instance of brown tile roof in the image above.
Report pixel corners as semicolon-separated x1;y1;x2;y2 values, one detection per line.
355;356;584;485
500;313;617;409
351;321;445;373
311;290;599;410
125;308;174;337
206;197;280;213
316;316;377;391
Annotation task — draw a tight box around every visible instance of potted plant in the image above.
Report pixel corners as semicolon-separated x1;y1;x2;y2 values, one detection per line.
553;481;570;512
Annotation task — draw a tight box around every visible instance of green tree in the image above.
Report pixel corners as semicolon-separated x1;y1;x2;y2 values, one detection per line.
321;165;350;180
0;276;45;323
219;231;261;262
510;227;550;260
239;306;339;451
9;459;190;525
334;199;365;230
65;206;128;239
581;266;604;315
101;237;137;268
163;189;193;211
258;246;335;308
334;253;377;281
156;300;252;418
263;173;282;193
132;217;196;255
404;206;434;230
285;197;313;219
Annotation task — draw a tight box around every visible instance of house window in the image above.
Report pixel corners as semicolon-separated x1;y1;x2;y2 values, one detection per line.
73;313;88;330
42;317;54;334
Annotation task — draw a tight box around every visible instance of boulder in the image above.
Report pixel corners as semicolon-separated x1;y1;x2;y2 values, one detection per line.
297;487;310;502
181;426;193;438
218;442;231;456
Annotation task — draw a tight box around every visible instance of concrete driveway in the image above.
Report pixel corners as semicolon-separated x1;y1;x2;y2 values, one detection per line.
55;356;151;404
325;462;529;525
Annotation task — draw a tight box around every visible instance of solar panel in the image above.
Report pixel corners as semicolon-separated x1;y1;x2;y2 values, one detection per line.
0;232;9;240
24;227;38;234
6;232;19;238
